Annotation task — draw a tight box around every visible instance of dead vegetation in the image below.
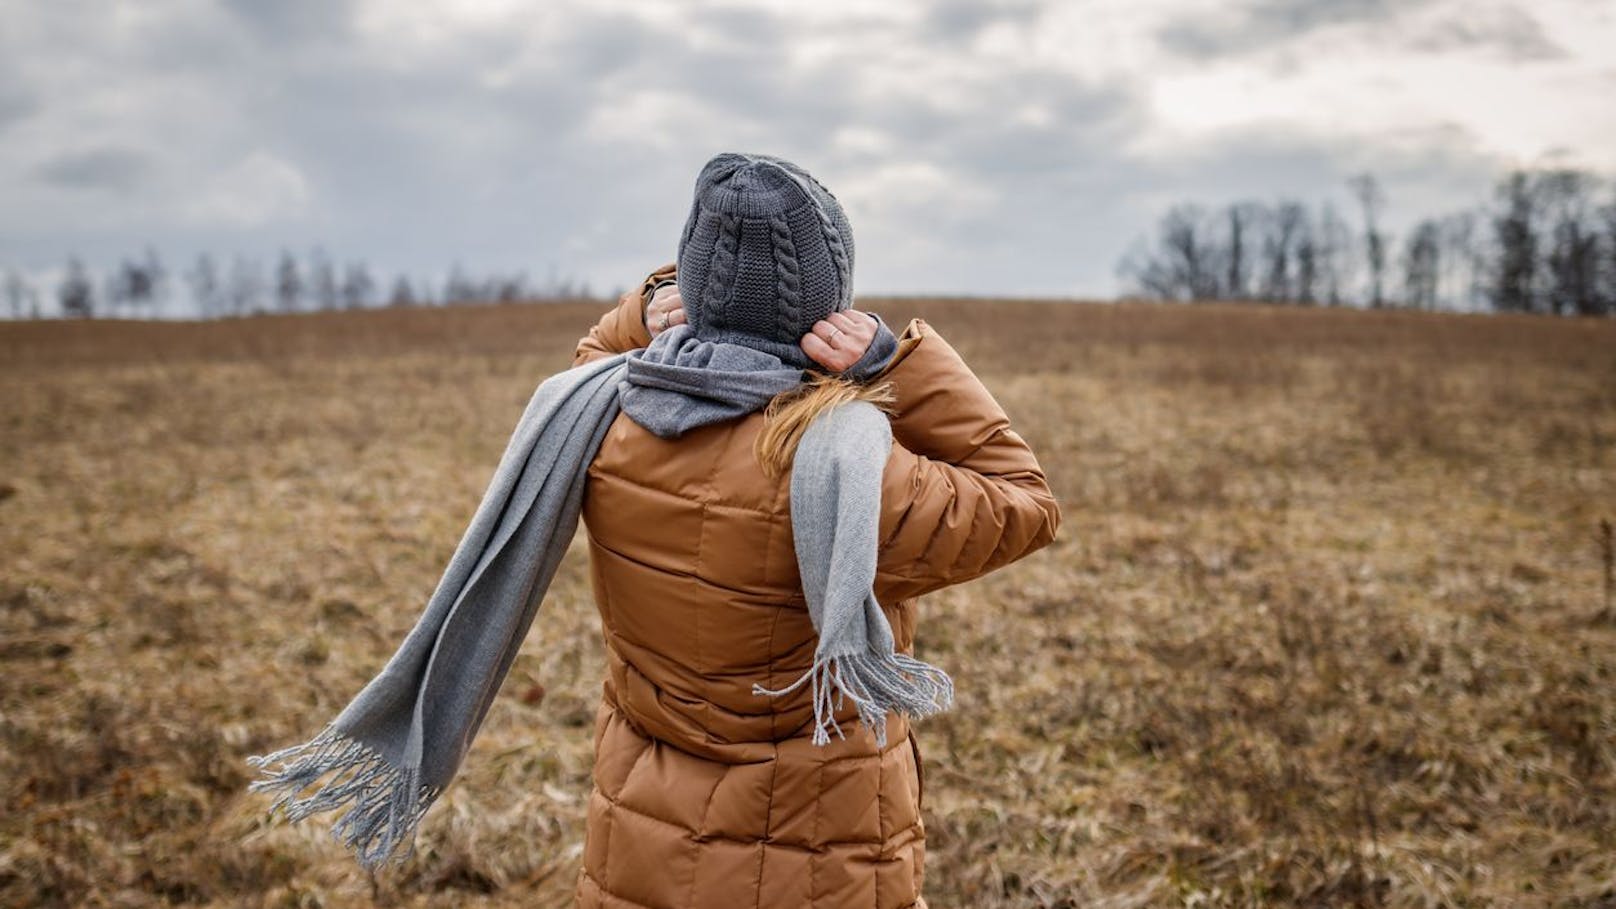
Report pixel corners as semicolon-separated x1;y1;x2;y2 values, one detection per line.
2;298;1613;907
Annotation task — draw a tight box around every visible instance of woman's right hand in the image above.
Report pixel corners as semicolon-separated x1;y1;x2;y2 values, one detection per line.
645;283;686;338
801;310;878;372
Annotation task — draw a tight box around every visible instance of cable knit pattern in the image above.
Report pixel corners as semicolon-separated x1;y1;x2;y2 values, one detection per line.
680;210;720;337
705;211;742;339
769;214;802;346
809;180;852;313
675;152;860;364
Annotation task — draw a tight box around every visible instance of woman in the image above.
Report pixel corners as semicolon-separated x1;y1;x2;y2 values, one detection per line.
245;152;1058;907
568;153;1062;908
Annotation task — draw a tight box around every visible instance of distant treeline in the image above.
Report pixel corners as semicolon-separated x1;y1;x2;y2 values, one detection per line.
1;249;600;320
1118;167;1616;316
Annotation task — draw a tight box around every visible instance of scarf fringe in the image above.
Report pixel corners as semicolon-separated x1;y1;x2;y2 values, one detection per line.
752;651;954;748
245;725;443;871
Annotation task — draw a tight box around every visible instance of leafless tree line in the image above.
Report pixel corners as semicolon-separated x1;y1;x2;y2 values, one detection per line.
1119;167;1616;315
3;248;596;320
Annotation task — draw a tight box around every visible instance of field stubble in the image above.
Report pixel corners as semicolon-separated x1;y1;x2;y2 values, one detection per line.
1;299;1613;907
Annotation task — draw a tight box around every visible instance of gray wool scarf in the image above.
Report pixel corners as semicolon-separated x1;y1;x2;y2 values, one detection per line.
616;316;896;439
245;327;950;873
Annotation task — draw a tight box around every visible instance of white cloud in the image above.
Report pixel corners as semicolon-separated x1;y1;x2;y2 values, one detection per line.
181;152;312;227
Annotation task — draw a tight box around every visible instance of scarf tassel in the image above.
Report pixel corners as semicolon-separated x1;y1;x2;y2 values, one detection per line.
246;725;443;871
752;651;954;748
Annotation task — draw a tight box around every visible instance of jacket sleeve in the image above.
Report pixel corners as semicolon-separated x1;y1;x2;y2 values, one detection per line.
872;317;1062;602
571;262;674;366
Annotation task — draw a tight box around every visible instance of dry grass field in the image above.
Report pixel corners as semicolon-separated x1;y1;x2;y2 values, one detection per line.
2;297;1614;908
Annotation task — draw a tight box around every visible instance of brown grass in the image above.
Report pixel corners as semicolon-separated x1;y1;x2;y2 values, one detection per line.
2;298;1614;907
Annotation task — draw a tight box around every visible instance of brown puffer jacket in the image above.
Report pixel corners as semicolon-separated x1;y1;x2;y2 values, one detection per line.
570;263;1061;909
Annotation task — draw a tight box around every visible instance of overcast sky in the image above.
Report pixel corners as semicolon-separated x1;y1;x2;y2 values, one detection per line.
3;0;1613;307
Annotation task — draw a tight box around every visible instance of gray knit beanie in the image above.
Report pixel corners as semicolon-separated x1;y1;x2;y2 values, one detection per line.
676;152;857;365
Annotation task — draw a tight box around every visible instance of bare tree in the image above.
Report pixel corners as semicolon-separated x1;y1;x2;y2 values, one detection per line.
308;249;339;311
1491;171;1539;313
59;257;95;318
188;253;222;319
1161;204;1220;300
1437;210;1481;311
4;271;36;319
1118;204;1224;301
494;272;529;304
1291;207;1319;305
142;248;169;317
443;264;475;305
227;256;266;316
1223;202;1260;300
1401;219;1442;310
1117;239;1174;300
1349;173;1387;308
1602;196;1616;315
1538;169;1602;316
388;274;415;307
1257;200;1307;302
1315;202;1352;306
113;256;159;317
340;262;374;309
276;250;304;314
104;268;127;317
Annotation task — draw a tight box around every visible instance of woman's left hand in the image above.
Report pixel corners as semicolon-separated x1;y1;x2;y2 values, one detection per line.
801;310;878;372
645;283;686;338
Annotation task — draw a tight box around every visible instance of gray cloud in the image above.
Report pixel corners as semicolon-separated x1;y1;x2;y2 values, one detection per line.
920;0;1045;45
543;10;673;81
1158;0;1563;63
217;0;358;44
1408;6;1565;61
0;83;36;133
1159;0;1414;58
33;147;155;192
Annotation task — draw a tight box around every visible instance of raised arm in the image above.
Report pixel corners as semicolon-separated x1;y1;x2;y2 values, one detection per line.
572;262;675;366
872;317;1062;602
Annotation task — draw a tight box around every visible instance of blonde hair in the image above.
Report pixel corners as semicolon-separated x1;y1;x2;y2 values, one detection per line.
754;372;896;479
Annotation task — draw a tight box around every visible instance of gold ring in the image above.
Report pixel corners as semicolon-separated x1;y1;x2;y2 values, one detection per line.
828;327;843;342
